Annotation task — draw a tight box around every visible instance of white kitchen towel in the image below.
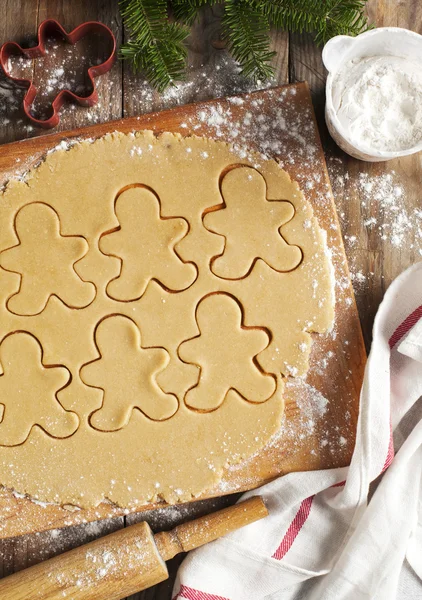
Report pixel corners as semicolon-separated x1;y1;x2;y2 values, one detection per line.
173;262;422;600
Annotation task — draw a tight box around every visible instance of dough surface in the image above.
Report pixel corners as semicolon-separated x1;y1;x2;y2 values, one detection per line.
0;132;334;508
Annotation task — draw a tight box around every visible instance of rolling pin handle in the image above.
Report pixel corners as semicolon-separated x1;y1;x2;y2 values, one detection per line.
155;496;268;561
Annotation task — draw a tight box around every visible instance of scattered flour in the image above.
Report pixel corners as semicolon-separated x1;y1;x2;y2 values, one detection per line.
0;79;23;126
329;158;422;293
284;380;329;433
356;171;420;248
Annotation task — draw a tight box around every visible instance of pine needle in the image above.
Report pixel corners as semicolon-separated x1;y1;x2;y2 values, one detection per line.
222;0;275;82
252;0;371;45
120;0;190;92
173;0;222;26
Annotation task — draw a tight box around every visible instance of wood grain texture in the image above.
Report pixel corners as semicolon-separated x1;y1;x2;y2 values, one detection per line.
0;521;169;600
0;498;267;599
0;1;420;599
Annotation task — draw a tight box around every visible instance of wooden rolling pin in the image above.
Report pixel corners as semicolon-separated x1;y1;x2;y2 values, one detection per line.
0;496;267;600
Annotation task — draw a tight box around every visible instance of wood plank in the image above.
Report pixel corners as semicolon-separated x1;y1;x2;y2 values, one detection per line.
0;518;123;579
289;32;326;122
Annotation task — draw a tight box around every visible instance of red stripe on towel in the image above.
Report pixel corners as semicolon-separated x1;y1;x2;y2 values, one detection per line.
173;585;230;600
382;420;395;471
389;304;422;348
272;495;315;560
384;304;422;468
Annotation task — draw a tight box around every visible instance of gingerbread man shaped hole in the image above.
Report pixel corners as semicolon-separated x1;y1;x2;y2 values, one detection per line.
81;315;178;431
0;202;95;316
0;332;78;446
178;293;277;411
203;166;303;279
100;185;197;302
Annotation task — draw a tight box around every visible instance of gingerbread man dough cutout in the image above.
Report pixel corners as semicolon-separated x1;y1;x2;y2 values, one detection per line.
0;202;95;316
204;166;302;279
81;315;178;431
0;332;78;446
101;186;197;301
178;294;276;411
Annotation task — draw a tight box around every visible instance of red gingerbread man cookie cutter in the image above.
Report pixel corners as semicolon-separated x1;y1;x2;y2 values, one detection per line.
0;19;116;129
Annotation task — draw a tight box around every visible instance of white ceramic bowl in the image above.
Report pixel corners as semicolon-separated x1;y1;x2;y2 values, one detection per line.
323;27;422;162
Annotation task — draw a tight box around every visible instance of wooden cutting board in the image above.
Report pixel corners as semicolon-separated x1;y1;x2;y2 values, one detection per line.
0;82;366;538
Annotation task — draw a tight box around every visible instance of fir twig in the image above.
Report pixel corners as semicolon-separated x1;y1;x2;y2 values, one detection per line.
251;0;371;45
120;0;190;92
173;0;222;26
119;0;372;91
222;0;275;82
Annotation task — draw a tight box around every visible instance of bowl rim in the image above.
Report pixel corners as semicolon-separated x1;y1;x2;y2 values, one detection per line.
324;27;422;159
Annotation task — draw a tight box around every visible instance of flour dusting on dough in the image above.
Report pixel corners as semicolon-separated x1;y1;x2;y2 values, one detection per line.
0;130;334;509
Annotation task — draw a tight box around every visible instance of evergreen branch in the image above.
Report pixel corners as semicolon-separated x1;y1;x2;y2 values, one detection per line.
222;0;275;82
173;0;222;25
118;0;372;90
317;1;370;44
249;0;371;45
120;0;190;91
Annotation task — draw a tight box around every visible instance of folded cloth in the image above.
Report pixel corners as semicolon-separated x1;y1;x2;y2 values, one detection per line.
173;262;422;600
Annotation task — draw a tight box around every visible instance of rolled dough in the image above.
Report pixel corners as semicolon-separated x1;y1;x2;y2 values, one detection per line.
0;131;334;508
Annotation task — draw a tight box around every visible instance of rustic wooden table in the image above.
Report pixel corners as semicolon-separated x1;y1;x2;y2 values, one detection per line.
0;1;421;598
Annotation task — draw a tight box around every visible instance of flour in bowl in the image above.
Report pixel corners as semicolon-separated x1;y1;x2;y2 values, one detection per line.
332;55;422;152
